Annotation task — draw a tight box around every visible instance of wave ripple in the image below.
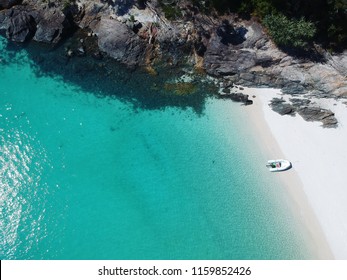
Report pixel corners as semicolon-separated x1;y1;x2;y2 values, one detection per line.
0;105;48;259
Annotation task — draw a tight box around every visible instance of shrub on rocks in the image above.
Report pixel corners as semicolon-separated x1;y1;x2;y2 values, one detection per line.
263;13;316;50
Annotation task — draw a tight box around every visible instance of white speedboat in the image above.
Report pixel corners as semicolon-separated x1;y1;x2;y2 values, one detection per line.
266;159;291;172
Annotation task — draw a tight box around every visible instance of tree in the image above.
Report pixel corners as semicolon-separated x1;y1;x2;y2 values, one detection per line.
263;13;316;49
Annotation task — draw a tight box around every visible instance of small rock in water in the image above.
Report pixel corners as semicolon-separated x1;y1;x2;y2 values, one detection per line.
66;49;73;57
76;46;85;56
95;52;104;60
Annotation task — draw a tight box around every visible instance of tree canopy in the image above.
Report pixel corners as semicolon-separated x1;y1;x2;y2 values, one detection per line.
187;0;347;50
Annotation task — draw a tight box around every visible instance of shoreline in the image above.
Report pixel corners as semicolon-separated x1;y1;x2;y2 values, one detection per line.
242;87;339;259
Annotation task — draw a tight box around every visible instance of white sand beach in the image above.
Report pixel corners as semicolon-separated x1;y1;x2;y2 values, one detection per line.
241;87;347;259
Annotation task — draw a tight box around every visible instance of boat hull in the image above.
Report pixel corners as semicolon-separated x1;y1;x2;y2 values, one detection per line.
266;159;292;172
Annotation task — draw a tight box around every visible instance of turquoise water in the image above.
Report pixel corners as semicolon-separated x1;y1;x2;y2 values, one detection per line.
0;36;312;259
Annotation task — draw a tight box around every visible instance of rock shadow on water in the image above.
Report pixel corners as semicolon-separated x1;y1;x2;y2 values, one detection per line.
1;33;211;115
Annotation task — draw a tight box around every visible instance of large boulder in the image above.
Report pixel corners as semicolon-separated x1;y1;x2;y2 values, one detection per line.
78;2;106;30
269;98;295;115
204;39;256;76
218;89;253;105
96;18;146;67
0;8;36;42
297;106;338;128
34;9;71;44
0;0;21;10
204;22;256;76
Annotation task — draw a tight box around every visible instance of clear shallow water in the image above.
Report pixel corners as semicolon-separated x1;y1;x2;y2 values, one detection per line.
0;36;312;259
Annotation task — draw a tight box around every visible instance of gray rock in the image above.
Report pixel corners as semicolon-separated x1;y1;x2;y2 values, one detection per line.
221;80;233;88
222;88;230;94
255;74;273;86
273;103;295;115
218;91;253;105
255;54;274;67
273;77;287;87
297;107;338;128
254;38;267;49
281;82;306;94
204;43;256;76
97;18;146;67
203;21;257;77
270;97;286;104
243;20;265;48
33;10;71;44
289;98;311;107
76;46;85;56
239;72;254;81
0;0;21;10
322;116;338;128
0;9;6;26
269;98;295;116
78;2;106;30
4;8;36;42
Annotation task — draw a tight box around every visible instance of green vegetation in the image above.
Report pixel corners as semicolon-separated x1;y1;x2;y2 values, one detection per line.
158;0;182;20
188;0;347;50
263;14;316;49
129;14;136;22
62;0;74;10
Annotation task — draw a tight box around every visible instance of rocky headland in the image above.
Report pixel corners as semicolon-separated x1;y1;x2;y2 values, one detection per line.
1;0;346;126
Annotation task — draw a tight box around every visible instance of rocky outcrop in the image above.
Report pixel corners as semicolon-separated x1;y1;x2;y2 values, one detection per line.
204;20;257;76
77;1;106;30
96;18;146;67
199;14;347;99
0;7;36;42
218;87;253;105
269;98;295;115
0;4;72;44
33;9;71;44
297;107;338;128
0;0;21;10
269;97;338;128
0;0;346;120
